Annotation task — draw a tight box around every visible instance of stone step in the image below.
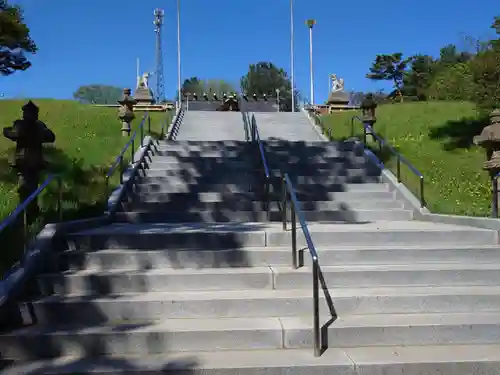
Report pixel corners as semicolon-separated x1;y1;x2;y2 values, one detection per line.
31;286;500;325
147;160;252;170
57;244;500;271
4;345;500;374
38;263;500;296
265;167;381;178
126;199;404;212
116;208;413;223
153;149;251;157
136;175;381;189
134;182;390;196
64;222;497;251
4;313;500;359
132;182;254;194
142;168;253;179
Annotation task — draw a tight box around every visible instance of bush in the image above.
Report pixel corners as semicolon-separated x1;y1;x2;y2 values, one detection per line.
427;63;474;101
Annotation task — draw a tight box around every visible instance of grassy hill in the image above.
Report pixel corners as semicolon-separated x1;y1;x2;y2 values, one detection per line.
0;99;170;272
322;101;491;217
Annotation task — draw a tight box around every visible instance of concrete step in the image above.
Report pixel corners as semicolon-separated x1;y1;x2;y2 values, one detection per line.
158;140;249;148
142;169;253;180
4;313;500;359
266;168;381;178
137;175;380;189
133;182;253;194
38;263;500;296
31;286;500;325
4;345;500;374
64;222;497;251
132;188;394;203
147;160;252;170
117;208;413;223
153;149;251;157
57;244;500;271
126;199;404;212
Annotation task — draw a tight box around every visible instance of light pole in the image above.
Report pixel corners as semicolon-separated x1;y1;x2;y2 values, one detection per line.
276;88;280;112
290;0;295;112
306;19;316;106
176;0;182;109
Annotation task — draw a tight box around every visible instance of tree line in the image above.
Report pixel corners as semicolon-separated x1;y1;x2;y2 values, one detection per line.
366;15;500;109
180;61;299;111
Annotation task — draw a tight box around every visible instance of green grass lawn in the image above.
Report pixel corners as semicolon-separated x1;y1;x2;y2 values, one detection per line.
0;99;171;273
321;101;491;217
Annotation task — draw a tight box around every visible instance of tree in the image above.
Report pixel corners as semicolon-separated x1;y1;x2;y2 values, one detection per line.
366;53;409;100
73;85;123;104
403;55;436;100
0;0;37;76
240;61;298;111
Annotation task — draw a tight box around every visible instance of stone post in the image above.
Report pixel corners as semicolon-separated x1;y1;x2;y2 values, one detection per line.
360;93;378;142
2;101;56;224
117;88;137;136
474;109;500;217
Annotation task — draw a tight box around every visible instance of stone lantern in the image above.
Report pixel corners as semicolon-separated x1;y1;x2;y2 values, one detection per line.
117;88;137;136
474;109;500;216
360;93;378;141
3;101;56;223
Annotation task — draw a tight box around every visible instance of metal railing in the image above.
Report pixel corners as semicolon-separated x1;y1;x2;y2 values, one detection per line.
166;107;184;140
250;113;271;219
0;174;63;265
106;113;150;187
351;116;426;208
281;173;328;357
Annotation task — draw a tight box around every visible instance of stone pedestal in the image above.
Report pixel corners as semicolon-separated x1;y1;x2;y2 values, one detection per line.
134;87;155;105
326;91;351;112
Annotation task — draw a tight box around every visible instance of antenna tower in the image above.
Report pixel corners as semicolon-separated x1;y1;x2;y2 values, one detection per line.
153;8;165;103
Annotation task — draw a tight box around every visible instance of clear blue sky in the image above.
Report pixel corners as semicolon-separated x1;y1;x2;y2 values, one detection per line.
2;0;498;103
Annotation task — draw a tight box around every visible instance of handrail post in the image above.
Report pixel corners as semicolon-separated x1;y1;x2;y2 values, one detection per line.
493;176;498;218
419;175;425;208
291;204;297;269
57;177;63;221
131;139;135;163
119;156;124;184
148;115;151;133
396;156;401;182
282;177;287;230
265;176;270;221
363;124;367;144
140;124;144;147
22;208;28;260
312;260;321;357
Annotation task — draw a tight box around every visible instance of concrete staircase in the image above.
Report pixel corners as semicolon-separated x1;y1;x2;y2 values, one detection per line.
3;111;500;374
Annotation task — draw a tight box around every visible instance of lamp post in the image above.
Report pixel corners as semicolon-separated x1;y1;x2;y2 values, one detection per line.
276;88;281;112
176;0;182;109
290;0;295;112
306;19;316;106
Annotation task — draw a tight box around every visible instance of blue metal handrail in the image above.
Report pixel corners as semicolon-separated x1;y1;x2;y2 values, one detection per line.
106;112;149;184
250;114;272;219
251;114;270;179
281;172;322;357
0;174;63;265
351;115;426;208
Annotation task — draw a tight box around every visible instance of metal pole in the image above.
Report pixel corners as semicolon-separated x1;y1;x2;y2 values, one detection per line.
176;0;182;109
308;24;315;106
290;0;295;112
